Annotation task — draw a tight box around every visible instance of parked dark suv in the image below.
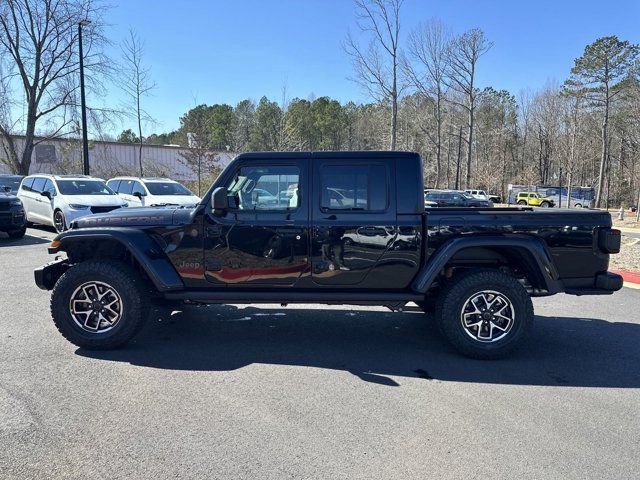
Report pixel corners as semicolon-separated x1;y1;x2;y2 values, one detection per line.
425;189;492;207
0;184;26;239
0;174;24;194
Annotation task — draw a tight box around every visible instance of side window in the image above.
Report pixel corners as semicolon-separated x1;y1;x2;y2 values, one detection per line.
228;165;300;211
320;164;387;212
43;179;56;196
107;180;121;192
132;181;146;196
119;180;134;195
31;177;46;193
21;177;35;192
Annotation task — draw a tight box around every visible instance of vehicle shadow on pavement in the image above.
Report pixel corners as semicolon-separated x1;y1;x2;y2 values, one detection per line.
0;232;50;245
77;306;640;388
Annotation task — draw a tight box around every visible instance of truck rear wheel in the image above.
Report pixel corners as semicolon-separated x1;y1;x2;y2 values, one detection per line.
50;260;148;350
435;269;533;359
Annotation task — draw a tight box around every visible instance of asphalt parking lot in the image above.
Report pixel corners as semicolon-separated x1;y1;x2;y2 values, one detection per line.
1;227;640;479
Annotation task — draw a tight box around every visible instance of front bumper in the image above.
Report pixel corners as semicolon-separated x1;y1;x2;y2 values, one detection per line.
0;208;25;231
34;258;70;290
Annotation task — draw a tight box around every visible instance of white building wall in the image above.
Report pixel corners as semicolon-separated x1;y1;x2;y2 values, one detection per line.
0;136;235;180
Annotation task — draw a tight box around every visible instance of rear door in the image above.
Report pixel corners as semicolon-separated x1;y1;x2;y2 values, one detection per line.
18;177;36;220
310;158;396;286
30;177;49;222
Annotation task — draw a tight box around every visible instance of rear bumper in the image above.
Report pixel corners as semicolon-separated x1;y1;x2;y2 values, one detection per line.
564;272;624;296
34;258;70;290
595;271;624;291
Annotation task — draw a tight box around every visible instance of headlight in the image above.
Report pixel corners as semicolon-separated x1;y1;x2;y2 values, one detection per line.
69;204;90;210
10;199;22;207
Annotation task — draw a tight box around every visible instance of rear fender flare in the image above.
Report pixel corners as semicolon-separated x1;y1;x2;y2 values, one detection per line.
412;234;562;294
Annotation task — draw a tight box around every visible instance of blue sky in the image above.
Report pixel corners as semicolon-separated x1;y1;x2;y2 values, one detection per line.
104;0;640;134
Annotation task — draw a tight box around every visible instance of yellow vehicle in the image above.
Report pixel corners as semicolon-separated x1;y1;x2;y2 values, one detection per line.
516;191;555;208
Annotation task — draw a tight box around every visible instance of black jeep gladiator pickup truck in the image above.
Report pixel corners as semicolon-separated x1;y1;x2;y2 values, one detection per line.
35;151;623;358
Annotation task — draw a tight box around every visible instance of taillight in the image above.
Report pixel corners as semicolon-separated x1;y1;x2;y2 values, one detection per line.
598;228;621;254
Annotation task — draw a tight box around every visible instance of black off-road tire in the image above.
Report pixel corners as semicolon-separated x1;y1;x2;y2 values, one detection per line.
517;200;527;205
50;260;149;349
435;269;533;359
540;201;551;208
7;227;26;239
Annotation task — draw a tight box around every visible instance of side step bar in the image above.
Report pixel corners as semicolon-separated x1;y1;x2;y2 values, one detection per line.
163;290;424;307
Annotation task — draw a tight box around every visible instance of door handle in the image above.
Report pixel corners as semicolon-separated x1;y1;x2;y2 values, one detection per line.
324;215;337;220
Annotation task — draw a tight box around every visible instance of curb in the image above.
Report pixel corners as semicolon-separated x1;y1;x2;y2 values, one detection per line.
611;269;640;290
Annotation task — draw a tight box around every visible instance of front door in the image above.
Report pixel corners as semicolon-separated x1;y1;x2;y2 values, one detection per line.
204;160;309;285
117;180;143;207
310;159;396;286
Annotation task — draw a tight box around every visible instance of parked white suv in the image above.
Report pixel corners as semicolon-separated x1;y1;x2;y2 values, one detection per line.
106;177;200;208
465;189;490;201
18;175;127;232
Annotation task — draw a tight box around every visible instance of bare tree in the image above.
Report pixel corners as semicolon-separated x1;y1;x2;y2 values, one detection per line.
0;0;110;174
445;28;492;188
0;58;20;172
344;0;402;150
120;29;155;177
404;18;449;186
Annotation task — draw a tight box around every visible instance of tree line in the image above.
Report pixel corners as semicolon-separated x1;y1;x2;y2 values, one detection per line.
2;0;640;208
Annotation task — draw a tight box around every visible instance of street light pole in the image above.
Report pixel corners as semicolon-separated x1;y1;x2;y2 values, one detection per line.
78;19;91;175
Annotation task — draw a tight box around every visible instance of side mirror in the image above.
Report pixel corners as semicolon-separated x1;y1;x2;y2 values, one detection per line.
133;191;144;199
41;190;52;200
2;186;11;193
212;187;229;211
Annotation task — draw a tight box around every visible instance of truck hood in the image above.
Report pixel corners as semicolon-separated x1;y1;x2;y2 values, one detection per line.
71;206;195;229
59;194;126;208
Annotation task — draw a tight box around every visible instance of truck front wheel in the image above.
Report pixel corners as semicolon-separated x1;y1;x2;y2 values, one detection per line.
50;260;149;350
435;269;533;359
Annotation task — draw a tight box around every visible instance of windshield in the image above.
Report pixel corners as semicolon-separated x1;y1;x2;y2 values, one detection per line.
0;176;22;193
57;180;115;195
145;181;193;196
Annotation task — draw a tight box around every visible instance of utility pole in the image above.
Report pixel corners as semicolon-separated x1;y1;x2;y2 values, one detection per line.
79;19;91;175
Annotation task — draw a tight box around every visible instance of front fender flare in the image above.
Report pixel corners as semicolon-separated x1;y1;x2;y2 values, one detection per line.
411;234;562;294
50;227;184;292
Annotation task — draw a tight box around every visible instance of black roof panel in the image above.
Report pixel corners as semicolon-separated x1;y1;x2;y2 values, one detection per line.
235;151;419;161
